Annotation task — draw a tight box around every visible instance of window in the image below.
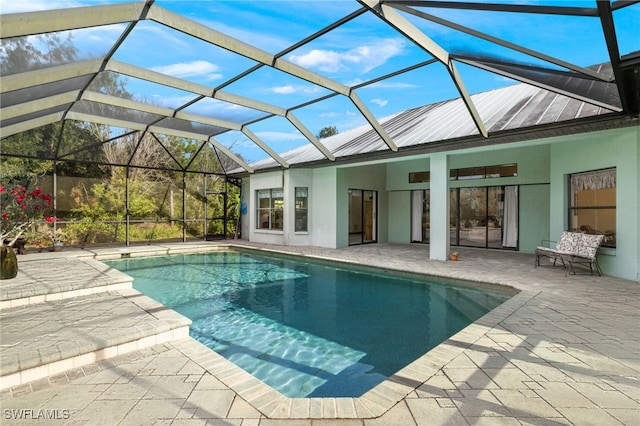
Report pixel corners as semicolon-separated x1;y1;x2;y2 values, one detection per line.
294;187;308;232
452;164;518;180
569;168;616;247
409;171;429;183
410;164;517;183
256;188;283;230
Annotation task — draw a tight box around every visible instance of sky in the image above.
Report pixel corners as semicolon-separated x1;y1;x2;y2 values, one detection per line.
2;0;638;163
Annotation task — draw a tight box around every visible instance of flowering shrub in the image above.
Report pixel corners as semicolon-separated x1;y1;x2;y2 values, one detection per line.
0;183;54;246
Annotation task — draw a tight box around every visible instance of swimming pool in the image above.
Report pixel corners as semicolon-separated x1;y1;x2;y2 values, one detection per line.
104;249;513;397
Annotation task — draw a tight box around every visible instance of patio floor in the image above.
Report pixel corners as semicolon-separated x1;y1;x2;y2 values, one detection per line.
0;241;638;425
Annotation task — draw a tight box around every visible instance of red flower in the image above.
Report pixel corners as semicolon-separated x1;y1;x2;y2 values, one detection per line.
1;182;54;241
45;216;56;223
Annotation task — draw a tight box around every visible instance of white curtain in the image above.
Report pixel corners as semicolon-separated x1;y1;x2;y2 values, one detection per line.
502;186;518;248
571;168;615;191
411;190;423;242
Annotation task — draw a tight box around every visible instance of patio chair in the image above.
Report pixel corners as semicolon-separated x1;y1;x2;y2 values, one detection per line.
535;231;579;270
561;233;604;276
535;231;604;276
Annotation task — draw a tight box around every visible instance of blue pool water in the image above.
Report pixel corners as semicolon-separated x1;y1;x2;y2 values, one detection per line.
104;250;513;397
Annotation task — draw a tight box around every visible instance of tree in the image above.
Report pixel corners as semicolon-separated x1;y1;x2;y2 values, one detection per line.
0;33;77;75
316;126;338;139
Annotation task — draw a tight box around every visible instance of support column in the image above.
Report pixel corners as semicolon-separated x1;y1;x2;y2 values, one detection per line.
429;153;450;261
125;166;130;247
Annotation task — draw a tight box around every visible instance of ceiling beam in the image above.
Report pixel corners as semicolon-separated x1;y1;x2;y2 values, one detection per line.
363;0;487;137
241;127;289;169
1;92;79;120
66;111;148;131
456;58;622;112
596;1;632;114
0;112;65;138
0;60;103;93
390;3;612;82
286;112;335;161
0;2;147;38
207;137;254;173
350;91;399;150
147;5;351;96
386;1;599;17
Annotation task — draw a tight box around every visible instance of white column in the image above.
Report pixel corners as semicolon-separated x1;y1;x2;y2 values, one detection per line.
429;153;450;261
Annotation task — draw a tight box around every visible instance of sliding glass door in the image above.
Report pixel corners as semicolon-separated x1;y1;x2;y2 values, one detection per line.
452;186;517;249
349;189;377;245
411;190;429;243
412;186;518;249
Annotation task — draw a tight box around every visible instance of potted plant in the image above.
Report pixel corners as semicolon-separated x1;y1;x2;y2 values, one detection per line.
450;251;459;261
48;227;66;251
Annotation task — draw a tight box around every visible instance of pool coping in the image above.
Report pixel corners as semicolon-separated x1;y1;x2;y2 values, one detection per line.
87;243;532;419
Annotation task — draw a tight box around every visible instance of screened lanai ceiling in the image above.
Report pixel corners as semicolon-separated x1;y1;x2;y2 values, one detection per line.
1;1;639;174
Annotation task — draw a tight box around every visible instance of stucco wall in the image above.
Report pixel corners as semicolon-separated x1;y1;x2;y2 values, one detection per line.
384;144;551;250
550;126;639;281
310;168;338;248
241;127;638;280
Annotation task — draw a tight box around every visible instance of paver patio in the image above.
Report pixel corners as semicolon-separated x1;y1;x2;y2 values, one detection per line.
0;242;638;425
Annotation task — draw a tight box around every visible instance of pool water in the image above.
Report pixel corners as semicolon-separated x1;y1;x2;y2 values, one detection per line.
104;250;512;397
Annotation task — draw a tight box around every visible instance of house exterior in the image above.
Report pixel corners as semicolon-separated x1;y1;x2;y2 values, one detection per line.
234;84;640;282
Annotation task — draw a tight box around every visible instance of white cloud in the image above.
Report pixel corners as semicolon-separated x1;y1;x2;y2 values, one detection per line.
0;0;82;13
255;131;306;142
270;84;323;95
320;112;341;118
272;85;296;94
151;61;223;81
288;38;406;74
367;81;418;89
370;98;388;107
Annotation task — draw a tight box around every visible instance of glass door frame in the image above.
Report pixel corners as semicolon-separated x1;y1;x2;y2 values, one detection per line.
449;185;517;250
348;189;378;246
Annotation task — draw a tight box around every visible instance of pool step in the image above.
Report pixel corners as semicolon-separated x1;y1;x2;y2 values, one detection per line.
0;289;191;390
0;257;134;309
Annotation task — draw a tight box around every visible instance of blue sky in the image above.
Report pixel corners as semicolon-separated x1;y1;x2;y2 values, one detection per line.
2;0;638;162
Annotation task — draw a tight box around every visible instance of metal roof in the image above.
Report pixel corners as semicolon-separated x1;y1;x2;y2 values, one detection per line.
1;1;639;175
238;65;631;173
